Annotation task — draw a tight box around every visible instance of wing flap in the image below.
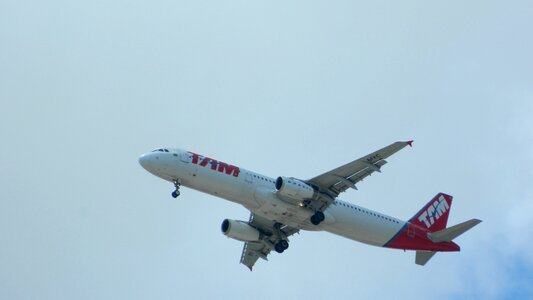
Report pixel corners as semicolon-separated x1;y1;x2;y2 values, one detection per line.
240;242;269;271
238;213;299;270
328;160;388;194
308;141;411;197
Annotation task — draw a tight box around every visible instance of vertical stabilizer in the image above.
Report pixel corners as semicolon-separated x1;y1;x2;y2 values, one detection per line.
410;193;453;232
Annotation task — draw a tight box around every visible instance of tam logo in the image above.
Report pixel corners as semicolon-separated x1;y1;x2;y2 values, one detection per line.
189;152;240;177
417;195;450;228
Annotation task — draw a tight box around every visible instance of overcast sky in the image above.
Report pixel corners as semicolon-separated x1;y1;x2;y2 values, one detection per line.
1;0;532;299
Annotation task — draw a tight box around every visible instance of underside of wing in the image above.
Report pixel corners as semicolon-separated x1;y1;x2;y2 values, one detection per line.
307;141;413;197
239;213;299;270
240;241;268;270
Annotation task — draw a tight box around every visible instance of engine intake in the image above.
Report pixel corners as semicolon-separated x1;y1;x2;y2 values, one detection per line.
221;219;261;242
275;176;317;201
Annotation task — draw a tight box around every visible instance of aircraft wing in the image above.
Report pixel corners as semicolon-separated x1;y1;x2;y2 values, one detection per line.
307;141;413;203
240;213;299;270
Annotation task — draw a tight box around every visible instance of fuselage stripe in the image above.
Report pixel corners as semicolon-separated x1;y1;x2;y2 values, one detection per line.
382;222;408;247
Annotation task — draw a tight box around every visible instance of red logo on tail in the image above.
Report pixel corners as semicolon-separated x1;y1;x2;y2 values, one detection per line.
411;193;453;232
417;195;450;228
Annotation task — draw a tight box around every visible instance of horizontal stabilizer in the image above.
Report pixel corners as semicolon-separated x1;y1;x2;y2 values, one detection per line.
429;219;482;243
415;251;437;266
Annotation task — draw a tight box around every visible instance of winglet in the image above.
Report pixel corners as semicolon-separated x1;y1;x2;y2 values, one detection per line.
248;266;253;272
406;140;414;147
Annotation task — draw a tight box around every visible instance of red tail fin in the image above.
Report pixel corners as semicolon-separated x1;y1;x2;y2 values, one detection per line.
410;193;453;232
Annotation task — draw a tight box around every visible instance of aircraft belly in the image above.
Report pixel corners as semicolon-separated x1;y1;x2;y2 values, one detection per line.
322;205;402;246
252;187;315;229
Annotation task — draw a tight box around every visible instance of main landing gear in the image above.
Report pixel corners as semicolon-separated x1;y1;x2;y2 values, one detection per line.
171;179;181;198
274;240;289;253
310;211;325;225
273;222;289;254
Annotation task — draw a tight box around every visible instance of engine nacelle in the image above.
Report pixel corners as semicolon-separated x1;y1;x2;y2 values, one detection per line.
221;219;261;242
275;176;317;200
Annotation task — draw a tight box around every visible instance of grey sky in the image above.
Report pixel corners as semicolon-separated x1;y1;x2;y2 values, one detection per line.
1;0;532;299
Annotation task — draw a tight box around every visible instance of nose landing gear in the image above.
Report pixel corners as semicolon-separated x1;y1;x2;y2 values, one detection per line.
171;179;181;198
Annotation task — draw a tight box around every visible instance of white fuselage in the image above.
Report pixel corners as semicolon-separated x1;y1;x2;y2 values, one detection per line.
139;149;406;247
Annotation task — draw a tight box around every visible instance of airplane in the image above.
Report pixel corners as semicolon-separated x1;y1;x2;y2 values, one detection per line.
138;141;481;270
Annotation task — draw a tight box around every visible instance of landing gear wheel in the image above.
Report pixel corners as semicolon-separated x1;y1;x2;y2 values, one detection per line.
171;179;181;198
316;211;325;222
275;240;289;253
310;211;325;225
279;240;289;250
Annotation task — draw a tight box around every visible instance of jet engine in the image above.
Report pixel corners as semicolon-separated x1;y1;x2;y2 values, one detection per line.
275;176;318;200
221;219;261;242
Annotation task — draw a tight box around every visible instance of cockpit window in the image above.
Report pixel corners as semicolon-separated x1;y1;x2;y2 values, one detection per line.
152;149;170;153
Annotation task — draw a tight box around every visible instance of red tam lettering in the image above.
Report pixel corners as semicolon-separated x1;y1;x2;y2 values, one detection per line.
188;151;240;177
218;162;240;177
190;152;201;164
199;157;212;167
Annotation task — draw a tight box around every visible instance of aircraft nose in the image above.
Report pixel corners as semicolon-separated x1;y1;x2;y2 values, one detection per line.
138;153;153;170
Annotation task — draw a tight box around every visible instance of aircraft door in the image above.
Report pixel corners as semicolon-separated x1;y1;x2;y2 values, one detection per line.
179;151;197;179
245;172;253;183
180;152;191;163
